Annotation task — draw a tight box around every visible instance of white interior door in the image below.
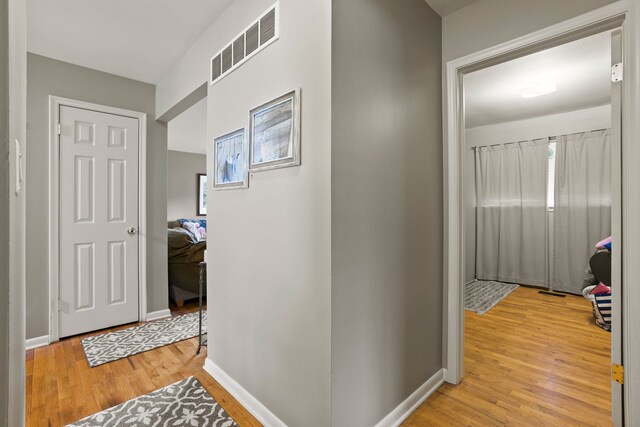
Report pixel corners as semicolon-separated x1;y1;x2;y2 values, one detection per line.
59;105;140;338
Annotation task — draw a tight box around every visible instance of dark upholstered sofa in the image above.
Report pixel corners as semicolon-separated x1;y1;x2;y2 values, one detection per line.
167;220;206;306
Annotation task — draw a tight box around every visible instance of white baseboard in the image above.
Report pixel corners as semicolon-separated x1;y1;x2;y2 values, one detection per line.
374;368;445;427
25;335;49;351
203;358;286;427
145;309;172;322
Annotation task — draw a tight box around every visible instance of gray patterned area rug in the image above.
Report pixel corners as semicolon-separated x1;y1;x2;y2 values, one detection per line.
465;280;519;315
67;376;237;427
82;312;207;367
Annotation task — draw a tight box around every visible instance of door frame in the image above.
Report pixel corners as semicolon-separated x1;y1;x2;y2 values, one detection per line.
442;1;639;425
48;96;148;342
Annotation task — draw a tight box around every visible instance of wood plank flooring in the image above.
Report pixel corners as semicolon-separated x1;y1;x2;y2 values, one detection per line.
403;286;612;426
25;301;260;427
27;288;611;426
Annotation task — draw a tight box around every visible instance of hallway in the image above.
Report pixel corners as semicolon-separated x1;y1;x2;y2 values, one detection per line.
25;303;258;427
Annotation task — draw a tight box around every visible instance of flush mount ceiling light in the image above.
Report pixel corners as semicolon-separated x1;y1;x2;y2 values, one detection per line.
520;79;557;98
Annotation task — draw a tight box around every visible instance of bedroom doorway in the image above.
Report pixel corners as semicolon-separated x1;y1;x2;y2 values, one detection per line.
443;5;632;425
462;29;619;425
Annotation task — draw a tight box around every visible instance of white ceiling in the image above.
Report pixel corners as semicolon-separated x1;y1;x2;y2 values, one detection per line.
465;31;612;128
168;97;207;155
27;0;234;84
424;0;476;17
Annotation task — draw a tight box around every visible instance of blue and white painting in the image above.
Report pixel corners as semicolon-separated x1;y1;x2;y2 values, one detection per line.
251;99;294;166
214;129;247;189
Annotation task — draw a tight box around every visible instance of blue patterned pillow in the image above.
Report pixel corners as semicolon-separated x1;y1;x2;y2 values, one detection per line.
177;218;206;230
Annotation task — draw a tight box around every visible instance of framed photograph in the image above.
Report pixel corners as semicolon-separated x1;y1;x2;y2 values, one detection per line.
213;128;249;190
249;89;301;172
197;174;207;216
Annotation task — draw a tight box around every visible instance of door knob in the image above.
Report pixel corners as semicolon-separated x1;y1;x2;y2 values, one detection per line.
127;227;137;235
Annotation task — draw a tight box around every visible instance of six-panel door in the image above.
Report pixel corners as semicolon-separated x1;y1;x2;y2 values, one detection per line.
59;105;140;338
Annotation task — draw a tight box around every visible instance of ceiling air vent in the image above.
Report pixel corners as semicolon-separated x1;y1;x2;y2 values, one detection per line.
260;8;276;45
221;45;233;74
210;2;280;86
233;34;245;65
246;22;260;56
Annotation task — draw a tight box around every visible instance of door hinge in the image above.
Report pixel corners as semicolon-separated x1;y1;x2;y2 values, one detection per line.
612;363;624;384
612;62;623;82
56;123;61;135
55;299;66;312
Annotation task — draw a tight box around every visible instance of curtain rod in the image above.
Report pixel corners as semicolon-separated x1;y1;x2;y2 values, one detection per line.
468;127;609;150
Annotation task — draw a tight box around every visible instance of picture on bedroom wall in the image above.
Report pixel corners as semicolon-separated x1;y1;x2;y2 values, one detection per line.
249;89;301;172
197;174;207;216
214;128;249;190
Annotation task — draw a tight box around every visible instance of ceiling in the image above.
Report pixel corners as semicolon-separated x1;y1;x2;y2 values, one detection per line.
27;0;234;84
465;31;612;128
168;97;207;155
27;0;475;83
424;0;476;17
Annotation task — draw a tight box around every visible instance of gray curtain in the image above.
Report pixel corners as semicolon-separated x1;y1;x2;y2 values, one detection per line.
553;130;611;294
475;139;549;287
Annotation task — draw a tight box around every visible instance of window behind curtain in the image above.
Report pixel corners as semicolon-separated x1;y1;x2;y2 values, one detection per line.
548;142;556;210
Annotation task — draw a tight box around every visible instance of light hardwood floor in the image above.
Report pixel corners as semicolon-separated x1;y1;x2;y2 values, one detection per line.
27;288;611;426
403;286;612;426
25;301;260;427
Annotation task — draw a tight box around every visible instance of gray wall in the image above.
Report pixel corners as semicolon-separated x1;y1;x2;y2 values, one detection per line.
204;0;332;425
0;1;10;420
442;0;618;63
167;150;206;221
2;0;27;424
331;1;443;425
26;53;168;339
0;2;11;423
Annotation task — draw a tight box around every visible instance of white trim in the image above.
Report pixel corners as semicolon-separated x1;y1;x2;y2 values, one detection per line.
621;3;640;425
25;336;49;351
48;96;148;340
145;309;172;322
210;2;280;86
203;358;286;427
442;2;636;425
138;107;148;322
374;369;445;427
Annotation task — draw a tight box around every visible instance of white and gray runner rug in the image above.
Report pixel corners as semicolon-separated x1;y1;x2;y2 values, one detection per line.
82;312;207;367
465;280;519;315
67;376;236;427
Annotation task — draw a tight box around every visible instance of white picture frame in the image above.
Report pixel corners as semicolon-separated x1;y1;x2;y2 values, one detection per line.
213;128;249;190
249;89;301;172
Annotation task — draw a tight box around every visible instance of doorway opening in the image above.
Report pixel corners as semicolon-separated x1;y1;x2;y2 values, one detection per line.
442;7;629;425
166;97;208;310
461;30;615;425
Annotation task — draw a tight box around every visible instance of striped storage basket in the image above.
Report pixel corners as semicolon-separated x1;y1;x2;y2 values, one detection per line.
593;292;612;331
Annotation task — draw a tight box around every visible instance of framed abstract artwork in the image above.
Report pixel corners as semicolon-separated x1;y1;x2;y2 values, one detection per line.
249;89;301;172
213;128;249;190
197;174;207;216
